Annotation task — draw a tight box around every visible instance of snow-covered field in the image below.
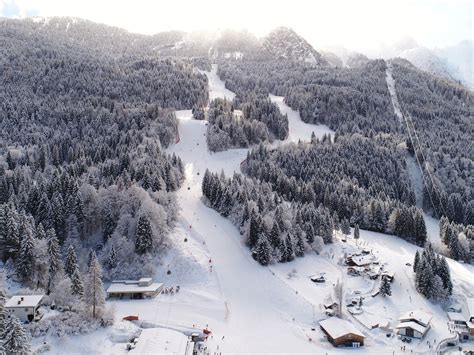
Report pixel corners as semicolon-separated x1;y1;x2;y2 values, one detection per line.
42;65;474;354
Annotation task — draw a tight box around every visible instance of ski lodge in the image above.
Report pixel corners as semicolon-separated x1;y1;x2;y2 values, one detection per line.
395;310;432;339
106;278;164;299
5;294;44;322
319;317;365;347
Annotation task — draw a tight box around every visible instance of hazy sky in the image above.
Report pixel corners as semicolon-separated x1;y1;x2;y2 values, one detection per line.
0;0;472;52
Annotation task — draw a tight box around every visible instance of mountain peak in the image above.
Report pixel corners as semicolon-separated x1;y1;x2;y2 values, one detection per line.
263;27;327;65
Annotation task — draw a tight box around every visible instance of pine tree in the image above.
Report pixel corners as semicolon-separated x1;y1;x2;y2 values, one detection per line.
413;210;427;246
106;243;118;269
413;250;420;273
354;224;360;240
247;210;261;248
36;222;46;239
252;234;271;266
269;222;281;249
294;227;305;257
135;215;153;255
448;228;464;261
439;216;450;244
438;256;453;296
16;228;35;283
284;234;295;262
84;252;105;318
102;201;116;243
65;245;78;278
341;218;351;236
87;249;94;268
0;289;7;353
3;315;30;354
379;276;392;297
71;268;85;297
47;229;63;294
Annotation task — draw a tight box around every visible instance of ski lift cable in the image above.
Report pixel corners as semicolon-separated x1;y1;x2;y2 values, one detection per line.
405;111;449;217
389;66;437;217
387;64;445;218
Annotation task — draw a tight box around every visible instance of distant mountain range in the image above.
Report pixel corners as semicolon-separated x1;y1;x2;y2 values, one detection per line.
356;36;473;90
3;17;471;89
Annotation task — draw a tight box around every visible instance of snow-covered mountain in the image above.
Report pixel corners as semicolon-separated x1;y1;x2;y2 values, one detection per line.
398;46;455;82
364;36;473;89
434;40;474;90
262;27;328;65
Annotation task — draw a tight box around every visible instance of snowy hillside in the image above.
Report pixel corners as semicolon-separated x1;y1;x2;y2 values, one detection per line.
263;27;328;65
398;46;455;82
364;36;473;89
34;65;473;355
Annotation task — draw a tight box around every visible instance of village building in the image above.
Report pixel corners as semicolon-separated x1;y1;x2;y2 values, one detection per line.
319;317;365;347
447;297;474;340
106;278;164;299
5;295;44;322
346;254;376;267
128;327;194;355
396;310;432;339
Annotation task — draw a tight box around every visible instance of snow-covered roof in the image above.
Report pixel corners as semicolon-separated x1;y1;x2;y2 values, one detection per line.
130;328;193;355
319;317;364;339
395;321;428;335
107;281;163;294
447;312;467;322
399;310;432;327
350;255;375;266
5;295;44;308
465;298;474;320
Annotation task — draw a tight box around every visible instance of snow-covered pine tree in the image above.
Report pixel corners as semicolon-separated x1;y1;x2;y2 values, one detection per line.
135;215;153;255
437;256;453;296
294;227;305;257
3;315;30;355
413;210;427;246
106;243;118;269
379;276;392;297
71;268;85;297
87;249;94;268
36;222;46;239
4;205;20;260
439;216;450;244
284;234;295;262
16;226;35;283
341;218;350;236
252;234;271;266
247;210;261;248
84;252;105;318
448;227;464;261
413;250;420;273
65;245;78;278
269;222;281;249
47;228;63;293
354;224;360;240
0;289;7;353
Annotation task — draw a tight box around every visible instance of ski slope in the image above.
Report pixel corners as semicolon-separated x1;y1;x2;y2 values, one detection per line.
269;94;334;144
205;64;236;101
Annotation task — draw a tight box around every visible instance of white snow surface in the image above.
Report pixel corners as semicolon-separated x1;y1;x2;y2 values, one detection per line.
204;64;235;101
269;94;334;144
42;65;474;355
